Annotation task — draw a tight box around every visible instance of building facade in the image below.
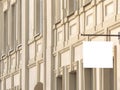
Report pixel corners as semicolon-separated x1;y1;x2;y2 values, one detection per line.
0;0;120;90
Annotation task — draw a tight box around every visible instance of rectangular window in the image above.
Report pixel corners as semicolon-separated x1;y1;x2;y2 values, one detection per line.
16;0;22;44
63;0;67;17
104;69;114;90
35;0;43;34
4;11;8;52
40;0;43;33
12;4;16;48
69;72;77;90
55;0;61;22
85;68;93;90
20;0;22;43
29;0;34;39
68;0;77;15
57;76;62;90
0;80;3;90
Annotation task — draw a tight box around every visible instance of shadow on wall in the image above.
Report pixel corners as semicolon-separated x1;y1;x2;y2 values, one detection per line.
34;82;43;90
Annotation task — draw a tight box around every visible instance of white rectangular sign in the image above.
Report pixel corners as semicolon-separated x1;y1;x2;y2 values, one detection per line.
83;41;113;68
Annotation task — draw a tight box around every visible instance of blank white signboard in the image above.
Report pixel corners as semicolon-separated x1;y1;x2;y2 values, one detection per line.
83;41;113;68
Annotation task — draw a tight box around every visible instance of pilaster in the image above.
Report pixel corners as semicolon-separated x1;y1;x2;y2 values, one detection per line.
21;0;29;90
46;0;53;90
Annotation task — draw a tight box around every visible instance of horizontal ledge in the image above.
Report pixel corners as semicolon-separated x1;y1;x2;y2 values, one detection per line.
81;33;120;37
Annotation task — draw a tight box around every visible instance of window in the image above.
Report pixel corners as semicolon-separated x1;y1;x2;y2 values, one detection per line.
4;11;8;52
20;0;22;44
35;0;43;34
0;80;3;90
63;0;67;17
85;68;93;90
68;0;77;15
55;0;61;22
40;0;43;33
57;76;62;90
104;69;114;90
16;0;22;44
12;4;16;48
29;0;35;39
69;72;77;90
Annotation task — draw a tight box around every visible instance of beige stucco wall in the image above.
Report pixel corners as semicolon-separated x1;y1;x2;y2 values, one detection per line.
0;0;120;90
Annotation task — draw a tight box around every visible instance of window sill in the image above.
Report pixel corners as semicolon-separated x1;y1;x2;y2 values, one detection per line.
28;34;43;45
67;11;75;18
27;61;36;68
34;33;43;41
55;19;61;25
16;44;22;51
